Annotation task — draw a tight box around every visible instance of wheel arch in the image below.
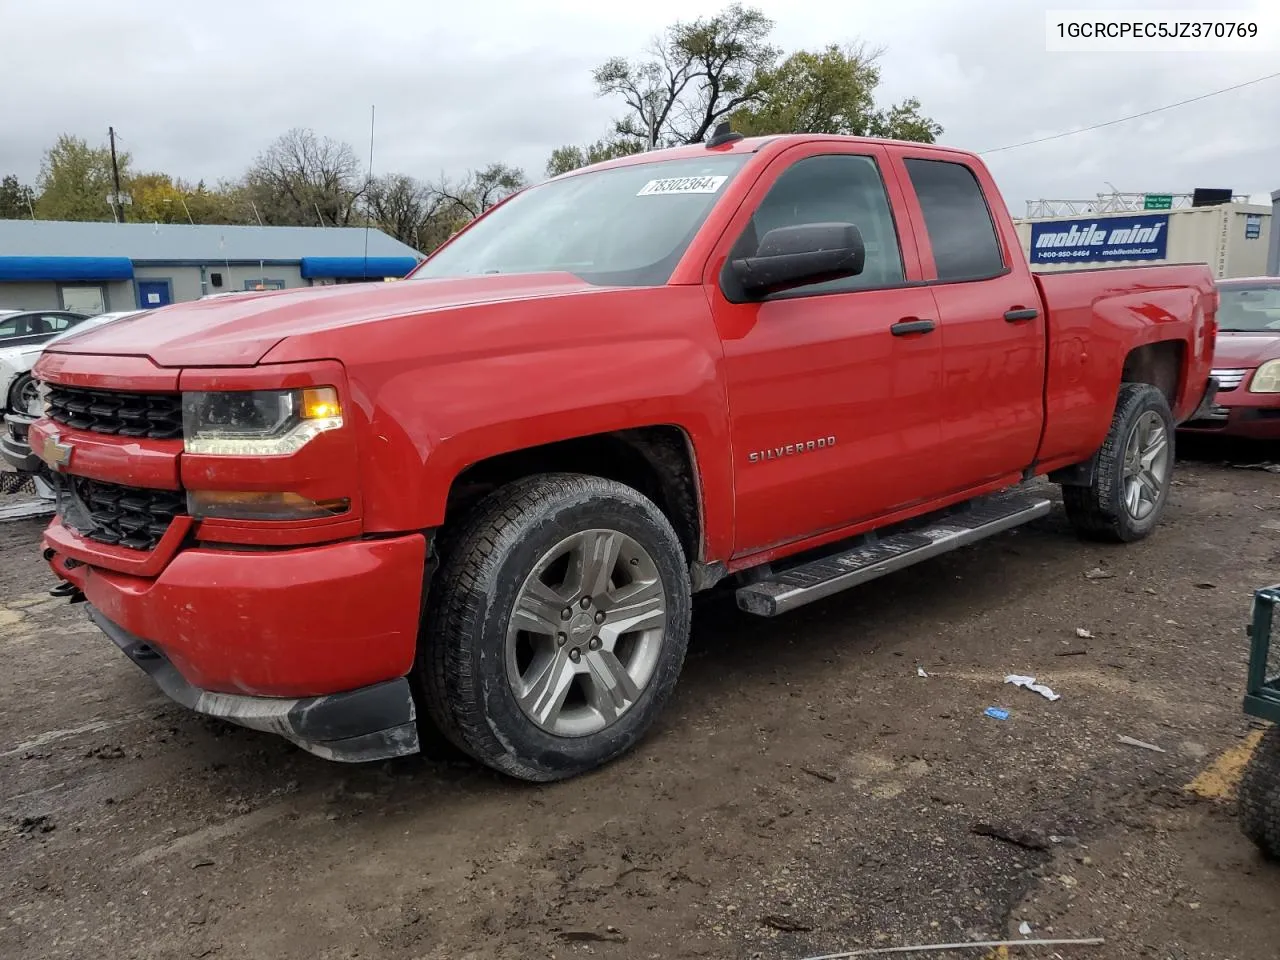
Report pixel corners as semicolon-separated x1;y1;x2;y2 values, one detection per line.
1121;339;1185;411
442;425;706;569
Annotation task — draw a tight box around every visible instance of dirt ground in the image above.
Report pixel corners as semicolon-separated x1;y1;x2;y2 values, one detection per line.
4;442;1280;960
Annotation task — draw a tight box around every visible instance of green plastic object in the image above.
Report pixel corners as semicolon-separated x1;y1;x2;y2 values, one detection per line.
1244;586;1280;725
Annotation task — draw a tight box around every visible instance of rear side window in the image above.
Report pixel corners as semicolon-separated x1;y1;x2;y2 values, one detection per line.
904;158;1005;282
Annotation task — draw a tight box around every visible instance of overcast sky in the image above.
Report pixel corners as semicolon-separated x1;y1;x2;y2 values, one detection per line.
2;0;1278;214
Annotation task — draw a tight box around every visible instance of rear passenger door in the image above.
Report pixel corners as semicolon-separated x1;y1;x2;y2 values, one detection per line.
891;153;1046;490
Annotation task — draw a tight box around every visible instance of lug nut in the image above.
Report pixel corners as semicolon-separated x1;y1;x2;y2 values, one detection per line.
589;637;602;651
561;607;573;621
569;648;582;663
556;633;567;646
594;611;605;624
580;596;591;609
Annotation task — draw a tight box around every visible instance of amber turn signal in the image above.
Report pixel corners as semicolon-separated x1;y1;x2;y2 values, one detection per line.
187;490;350;521
301;386;341;420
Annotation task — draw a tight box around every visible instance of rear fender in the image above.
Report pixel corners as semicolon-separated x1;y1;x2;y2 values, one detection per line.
1036;270;1214;465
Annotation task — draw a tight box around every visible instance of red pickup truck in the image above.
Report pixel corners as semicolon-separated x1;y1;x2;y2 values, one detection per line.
32;132;1217;780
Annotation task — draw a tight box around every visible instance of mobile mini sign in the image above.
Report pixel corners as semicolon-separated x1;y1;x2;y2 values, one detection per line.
1029;214;1170;265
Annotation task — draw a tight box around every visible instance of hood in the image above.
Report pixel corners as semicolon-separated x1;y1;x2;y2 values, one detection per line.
1213;332;1280;368
46;274;600;368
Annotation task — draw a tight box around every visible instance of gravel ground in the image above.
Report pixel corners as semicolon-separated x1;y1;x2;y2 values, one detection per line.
3;445;1280;960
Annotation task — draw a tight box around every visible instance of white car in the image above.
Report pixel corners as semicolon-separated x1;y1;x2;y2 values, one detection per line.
0;310;145;416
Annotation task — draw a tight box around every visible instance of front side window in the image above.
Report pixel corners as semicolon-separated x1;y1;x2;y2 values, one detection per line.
904;158;1005;282
415;154;749;287
729;154;905;295
1218;282;1280;332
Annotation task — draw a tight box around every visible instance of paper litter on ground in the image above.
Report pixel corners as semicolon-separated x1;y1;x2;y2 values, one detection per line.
917;666;928;678
1005;674;1061;701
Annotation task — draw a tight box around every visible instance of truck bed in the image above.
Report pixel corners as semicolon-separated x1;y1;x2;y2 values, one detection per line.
1033;263;1217;469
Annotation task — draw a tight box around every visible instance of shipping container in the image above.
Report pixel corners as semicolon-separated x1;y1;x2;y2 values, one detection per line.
1014;203;1271;279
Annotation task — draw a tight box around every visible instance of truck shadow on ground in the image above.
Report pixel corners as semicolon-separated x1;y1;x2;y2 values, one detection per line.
168;506;1080;805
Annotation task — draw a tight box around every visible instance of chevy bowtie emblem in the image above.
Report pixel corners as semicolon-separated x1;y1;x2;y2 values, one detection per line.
40;432;73;472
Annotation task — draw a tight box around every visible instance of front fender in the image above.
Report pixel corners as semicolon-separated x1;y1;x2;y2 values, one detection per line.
308;286;734;562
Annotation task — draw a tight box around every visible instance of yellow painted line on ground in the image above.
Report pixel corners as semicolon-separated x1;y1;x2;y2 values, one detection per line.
1185;730;1265;801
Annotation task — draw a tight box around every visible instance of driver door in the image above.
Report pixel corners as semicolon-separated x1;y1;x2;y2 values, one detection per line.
705;143;945;558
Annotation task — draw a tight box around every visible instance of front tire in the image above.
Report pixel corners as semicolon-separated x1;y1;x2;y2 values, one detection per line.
420;473;691;781
8;373;36;415
1063;383;1174;543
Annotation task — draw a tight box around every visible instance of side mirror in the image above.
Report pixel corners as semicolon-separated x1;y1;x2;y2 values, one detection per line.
729;222;866;299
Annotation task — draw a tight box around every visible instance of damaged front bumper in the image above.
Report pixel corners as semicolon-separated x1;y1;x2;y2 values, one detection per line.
88;606;421;762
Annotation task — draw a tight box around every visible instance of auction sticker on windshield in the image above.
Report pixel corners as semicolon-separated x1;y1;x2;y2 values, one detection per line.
637;176;728;196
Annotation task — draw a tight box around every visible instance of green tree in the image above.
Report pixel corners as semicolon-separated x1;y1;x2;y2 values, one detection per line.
544;137;643;178
0;175;36;219
433;163;527;219
35;134;130;221
733;44;941;142
130;173;243;225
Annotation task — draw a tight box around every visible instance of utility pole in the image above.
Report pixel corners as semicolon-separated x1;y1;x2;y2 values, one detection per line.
109;126;126;222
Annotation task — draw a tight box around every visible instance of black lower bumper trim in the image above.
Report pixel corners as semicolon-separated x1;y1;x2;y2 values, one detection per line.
87;605;421;763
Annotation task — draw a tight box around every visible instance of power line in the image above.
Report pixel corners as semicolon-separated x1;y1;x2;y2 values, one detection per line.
979;70;1280;155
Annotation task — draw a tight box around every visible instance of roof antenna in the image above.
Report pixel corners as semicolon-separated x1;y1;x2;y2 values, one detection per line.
363;105;375;281
706;121;744;148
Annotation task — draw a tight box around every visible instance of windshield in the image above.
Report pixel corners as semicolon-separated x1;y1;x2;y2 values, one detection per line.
1219;282;1280;332
414;154;750;287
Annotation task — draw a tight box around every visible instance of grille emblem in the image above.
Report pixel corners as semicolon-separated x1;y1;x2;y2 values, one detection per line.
39;432;74;472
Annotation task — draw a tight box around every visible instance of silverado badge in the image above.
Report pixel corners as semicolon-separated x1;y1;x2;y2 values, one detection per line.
39;432;73;472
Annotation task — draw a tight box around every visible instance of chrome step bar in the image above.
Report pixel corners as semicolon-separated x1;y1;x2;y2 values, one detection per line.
735;493;1052;617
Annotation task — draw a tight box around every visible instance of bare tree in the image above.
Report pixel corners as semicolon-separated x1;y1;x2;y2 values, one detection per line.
433;163;527;219
242;128;364;227
592;4;778;149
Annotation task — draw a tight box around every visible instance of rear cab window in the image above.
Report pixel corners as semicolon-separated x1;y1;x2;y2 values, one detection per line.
903;158;1006;282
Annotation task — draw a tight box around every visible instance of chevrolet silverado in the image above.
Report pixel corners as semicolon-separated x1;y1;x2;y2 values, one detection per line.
32;131;1217;781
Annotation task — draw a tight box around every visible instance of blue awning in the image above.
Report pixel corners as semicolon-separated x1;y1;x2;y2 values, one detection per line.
0;256;135;282
299;256;419;280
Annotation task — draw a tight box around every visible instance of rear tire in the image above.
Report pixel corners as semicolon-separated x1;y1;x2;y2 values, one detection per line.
1240;726;1280;859
419;473;691;782
1062;383;1174;543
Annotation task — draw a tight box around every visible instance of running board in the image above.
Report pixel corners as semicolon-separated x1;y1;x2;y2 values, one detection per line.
735;493;1052;617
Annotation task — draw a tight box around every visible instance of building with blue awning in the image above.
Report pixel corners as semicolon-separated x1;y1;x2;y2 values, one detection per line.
0;219;423;314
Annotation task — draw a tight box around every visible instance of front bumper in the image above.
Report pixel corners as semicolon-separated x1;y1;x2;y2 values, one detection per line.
47;530;427;696
1;411;41;473
89;606;420;762
46;529;428;761
1179;394;1280;439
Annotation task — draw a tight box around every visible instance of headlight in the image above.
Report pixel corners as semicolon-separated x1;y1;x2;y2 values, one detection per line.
1250;360;1280;393
182;387;343;455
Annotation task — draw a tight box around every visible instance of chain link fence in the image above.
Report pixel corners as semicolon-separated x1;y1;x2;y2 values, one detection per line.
0;472;37;496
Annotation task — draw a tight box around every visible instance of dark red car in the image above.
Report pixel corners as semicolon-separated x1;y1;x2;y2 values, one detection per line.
1181;277;1280;439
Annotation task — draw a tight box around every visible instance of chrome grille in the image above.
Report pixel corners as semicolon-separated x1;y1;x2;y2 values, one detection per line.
45;384;183;440
1212;368;1249;392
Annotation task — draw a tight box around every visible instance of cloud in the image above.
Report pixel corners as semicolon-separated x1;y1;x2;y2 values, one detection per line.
1;0;1276;213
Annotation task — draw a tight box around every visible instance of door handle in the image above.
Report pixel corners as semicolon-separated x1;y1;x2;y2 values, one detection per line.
890;318;936;336
1004;307;1039;322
